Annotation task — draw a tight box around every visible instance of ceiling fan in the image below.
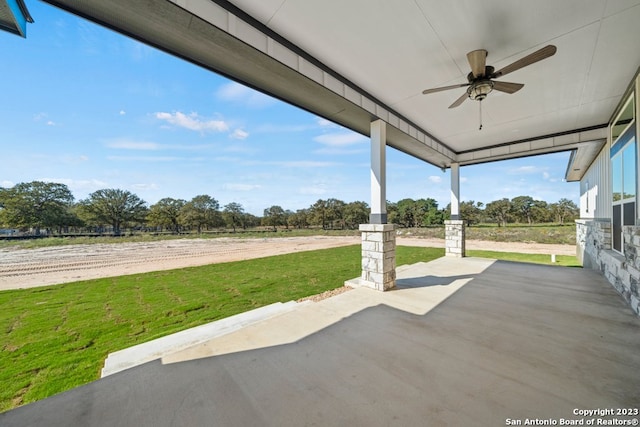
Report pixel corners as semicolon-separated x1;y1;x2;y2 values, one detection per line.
422;45;557;109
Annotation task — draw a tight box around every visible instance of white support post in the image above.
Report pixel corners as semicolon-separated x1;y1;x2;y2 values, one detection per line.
343;119;396;291
450;162;460;220
370;120;387;224
446;162;465;257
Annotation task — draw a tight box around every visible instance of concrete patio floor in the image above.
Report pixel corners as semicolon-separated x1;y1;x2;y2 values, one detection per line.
1;257;639;426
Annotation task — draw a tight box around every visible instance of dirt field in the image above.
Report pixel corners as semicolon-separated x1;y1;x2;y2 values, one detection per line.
0;236;576;291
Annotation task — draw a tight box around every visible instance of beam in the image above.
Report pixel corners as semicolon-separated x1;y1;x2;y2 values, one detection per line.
455;126;608;166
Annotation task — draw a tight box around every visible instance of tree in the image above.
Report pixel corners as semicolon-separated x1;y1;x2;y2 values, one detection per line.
147;198;186;232
82;189;147;235
485;198;512;227
288;209;310;229
417;198;443;226
386;201;399;225
223;202;245;232
458;201;484;225
343;201;369;229
550;198;579;224
309;199;336;229
511;195;536;224
179;195;222;233
396;198;418;227
531;200;551;223
393;198;442;227
262;205;286;230
325;198;346;229
0;181;75;234
241;212;260;228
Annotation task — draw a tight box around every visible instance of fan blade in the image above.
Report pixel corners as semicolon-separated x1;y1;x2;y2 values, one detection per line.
491;45;557;79
422;83;469;95
467;49;488;78
448;92;468;109
492;81;524;94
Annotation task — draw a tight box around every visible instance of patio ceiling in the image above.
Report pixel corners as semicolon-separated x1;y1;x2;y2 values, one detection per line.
42;0;640;171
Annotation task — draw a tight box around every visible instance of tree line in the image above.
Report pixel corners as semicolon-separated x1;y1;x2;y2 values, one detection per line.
0;181;579;235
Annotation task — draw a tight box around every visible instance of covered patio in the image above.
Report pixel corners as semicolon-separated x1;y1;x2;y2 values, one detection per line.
1;1;640;423
25;0;640;297
2;257;639;425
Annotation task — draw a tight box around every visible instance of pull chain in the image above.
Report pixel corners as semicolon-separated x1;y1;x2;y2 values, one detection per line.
479;100;483;131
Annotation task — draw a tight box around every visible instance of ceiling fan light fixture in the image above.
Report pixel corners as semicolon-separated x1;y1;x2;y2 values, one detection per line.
468;80;494;101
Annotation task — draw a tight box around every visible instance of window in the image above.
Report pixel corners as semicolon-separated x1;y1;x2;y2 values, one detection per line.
611;94;636;252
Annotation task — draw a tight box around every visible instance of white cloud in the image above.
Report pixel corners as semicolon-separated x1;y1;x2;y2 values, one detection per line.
299;185;328;195
239;159;337;168
216;82;275;108
460;177;468;183
223;183;261;191
508;165;546;175
1;180;15;188
131;183;159;191
129;40;155;62
255;123;315;133
33;113;57;126
314;132;367;147
316;117;338;128
155;111;228;133
119;110;126;116
278;161;336;168
542;172;550;180
58;154;90;165
107;155;189;162
213;156;242;163
314;147;367;155
39;178;108;193
106;139;160;150
230;129;249;140
428;175;442;183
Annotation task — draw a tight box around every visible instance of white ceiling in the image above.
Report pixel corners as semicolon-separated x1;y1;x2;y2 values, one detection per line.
228;0;640;153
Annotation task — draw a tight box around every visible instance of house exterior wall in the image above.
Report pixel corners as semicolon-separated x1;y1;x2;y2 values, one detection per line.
576;219;640;315
579;146;610;220
576;72;639;316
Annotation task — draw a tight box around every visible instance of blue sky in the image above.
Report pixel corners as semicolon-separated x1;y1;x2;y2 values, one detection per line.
0;2;578;215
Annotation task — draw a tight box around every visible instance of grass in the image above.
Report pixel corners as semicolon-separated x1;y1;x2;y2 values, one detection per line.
467;250;580;267
0;223;577;250
397;223;577;245
0;244;578;412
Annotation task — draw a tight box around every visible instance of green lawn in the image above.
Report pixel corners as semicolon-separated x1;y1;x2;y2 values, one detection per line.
0;245;577;412
467;249;580;267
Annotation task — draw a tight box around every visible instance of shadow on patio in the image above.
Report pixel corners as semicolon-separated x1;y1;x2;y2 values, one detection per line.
2;257;639;426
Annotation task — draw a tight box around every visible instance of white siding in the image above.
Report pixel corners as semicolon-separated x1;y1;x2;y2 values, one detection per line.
580;145;611;220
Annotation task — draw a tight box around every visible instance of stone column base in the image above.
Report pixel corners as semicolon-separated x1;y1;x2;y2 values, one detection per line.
445;220;466;258
345;223;396;291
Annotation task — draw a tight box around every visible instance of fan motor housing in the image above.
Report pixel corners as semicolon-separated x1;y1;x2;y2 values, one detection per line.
467;65;495;82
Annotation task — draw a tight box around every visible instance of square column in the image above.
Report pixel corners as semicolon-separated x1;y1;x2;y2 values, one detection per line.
445;220;466;257
345;224;396;291
370;120;387;224
450;162;460;220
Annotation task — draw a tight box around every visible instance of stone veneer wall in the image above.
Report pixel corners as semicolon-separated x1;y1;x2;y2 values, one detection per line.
445;220;466;257
346;224;396;291
576;219;640;316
